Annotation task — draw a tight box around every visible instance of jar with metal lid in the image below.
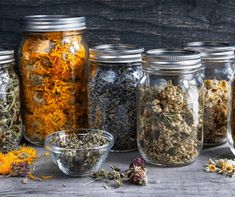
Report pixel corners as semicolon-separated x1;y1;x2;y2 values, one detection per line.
88;44;144;152
18;15;89;145
137;49;203;166
0;49;22;153
185;42;234;146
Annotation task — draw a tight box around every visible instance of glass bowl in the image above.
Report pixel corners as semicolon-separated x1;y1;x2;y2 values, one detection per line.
44;129;114;177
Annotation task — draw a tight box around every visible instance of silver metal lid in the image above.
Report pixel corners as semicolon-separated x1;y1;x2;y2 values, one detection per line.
0;48;14;64
143;49;201;72
185;41;234;61
90;44;144;63
21;15;86;32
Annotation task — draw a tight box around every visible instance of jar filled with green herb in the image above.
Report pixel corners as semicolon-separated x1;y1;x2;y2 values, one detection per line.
137;49;203;166
88;44;144;152
0;49;22;153
185;42;234;146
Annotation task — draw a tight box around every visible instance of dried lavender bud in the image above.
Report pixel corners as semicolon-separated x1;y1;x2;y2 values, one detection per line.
88;63;143;151
10;162;30;177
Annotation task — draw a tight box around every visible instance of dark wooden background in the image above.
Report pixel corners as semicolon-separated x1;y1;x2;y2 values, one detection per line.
0;0;235;51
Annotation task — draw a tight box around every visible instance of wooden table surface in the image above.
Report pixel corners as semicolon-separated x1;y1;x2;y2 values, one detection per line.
0;144;235;197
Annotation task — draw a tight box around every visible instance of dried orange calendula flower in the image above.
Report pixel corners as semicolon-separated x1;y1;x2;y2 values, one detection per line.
0;146;38;175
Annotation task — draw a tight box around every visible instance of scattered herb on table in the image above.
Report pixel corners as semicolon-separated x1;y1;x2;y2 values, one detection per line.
88;63;143;151
206;158;235;177
204;80;228;145
91;157;148;188
138;80;202;166
20;31;88;144
0;62;22;153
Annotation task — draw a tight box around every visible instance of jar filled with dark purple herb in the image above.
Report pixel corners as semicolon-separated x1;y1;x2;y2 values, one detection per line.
88;44;144;152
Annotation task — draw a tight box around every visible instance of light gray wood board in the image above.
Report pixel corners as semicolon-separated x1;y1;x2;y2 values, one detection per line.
0;144;234;197
1;0;235;53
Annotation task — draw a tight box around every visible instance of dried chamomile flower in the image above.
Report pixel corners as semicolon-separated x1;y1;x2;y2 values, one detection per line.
204;80;228;145
205;158;235;177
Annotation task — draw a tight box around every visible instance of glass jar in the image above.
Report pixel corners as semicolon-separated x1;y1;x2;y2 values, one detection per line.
185;42;234;146
137;49;203;166
0;49;22;153
18;15;89;145
88;44;144;152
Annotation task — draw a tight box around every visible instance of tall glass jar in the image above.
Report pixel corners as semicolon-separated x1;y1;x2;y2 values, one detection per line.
0;49;22;153
137;49;203;166
18;15;89;145
185;42;234;146
88;44;144;152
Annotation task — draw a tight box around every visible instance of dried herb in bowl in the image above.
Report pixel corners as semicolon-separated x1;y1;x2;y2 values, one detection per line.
45;129;114;176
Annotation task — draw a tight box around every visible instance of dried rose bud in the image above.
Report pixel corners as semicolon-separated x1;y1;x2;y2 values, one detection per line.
129;158;148;185
129;157;145;168
10;162;31;177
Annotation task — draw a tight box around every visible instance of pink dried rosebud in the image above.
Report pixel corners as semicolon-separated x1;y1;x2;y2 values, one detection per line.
129;165;148;185
10;162;31;177
129;157;145;168
129;158;147;185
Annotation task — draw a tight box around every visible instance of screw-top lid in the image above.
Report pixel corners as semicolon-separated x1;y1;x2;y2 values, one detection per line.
21;15;86;32
143;48;201;72
0;48;14;64
185;41;234;61
90;44;144;63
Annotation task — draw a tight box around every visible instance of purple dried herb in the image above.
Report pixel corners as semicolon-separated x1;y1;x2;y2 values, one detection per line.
10;162;31;177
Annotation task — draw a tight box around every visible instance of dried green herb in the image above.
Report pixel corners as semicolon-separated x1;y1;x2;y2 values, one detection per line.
0;62;22;153
205;158;235;177
91;157;147;188
204;80;228;145
48;131;109;176
138;80;202;166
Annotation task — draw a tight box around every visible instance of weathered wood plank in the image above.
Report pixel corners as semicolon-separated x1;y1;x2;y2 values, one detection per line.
0;145;234;197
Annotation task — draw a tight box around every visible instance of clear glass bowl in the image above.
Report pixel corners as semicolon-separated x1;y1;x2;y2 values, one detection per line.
44;129;114;177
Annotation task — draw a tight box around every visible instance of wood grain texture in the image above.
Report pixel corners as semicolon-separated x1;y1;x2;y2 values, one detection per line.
0;145;234;197
1;0;235;52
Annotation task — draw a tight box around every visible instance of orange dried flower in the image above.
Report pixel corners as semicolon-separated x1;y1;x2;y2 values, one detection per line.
20;31;88;144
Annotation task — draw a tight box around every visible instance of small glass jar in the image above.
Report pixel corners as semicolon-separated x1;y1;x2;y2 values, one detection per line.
88;44;144;152
185;42;234;146
0;49;22;153
18;15;89;145
137;49;203;166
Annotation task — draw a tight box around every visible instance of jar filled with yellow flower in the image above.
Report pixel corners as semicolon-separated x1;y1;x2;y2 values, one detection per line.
18;15;89;145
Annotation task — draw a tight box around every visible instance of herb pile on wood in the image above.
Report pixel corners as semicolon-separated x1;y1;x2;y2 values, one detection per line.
0;62;22;153
20;31;88;144
91;157;147;188
206;158;235;177
204;80;228;145
138;80;202;166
